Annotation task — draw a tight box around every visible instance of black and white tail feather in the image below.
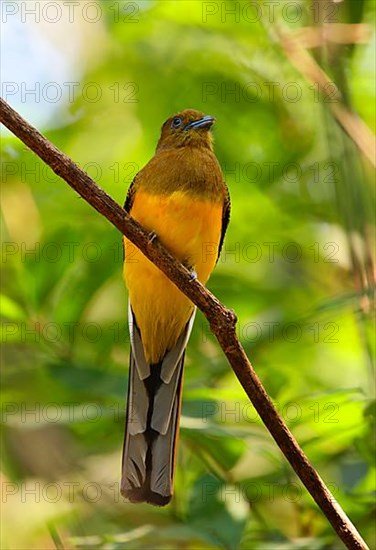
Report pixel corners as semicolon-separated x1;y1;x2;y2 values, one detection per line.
121;303;195;506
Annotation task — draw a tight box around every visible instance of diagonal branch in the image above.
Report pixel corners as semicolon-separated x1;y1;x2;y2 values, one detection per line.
276;27;376;168
0;97;369;550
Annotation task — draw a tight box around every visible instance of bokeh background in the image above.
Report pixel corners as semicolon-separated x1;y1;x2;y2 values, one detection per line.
1;0;375;548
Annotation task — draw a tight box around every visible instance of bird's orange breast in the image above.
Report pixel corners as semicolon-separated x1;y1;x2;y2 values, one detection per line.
123;190;223;363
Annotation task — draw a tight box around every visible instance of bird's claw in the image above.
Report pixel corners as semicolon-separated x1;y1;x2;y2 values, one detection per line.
148;231;157;244
189;270;198;282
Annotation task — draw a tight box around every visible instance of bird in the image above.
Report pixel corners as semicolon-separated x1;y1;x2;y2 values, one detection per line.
121;109;230;506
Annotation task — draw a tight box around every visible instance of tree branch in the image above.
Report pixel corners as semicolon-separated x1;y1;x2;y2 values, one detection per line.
276;27;376;168
0;97;369;550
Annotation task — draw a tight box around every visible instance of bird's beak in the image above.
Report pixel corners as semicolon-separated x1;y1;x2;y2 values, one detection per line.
184;115;215;130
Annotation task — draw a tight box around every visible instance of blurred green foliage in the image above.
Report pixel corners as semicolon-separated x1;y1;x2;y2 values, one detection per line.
1;0;375;548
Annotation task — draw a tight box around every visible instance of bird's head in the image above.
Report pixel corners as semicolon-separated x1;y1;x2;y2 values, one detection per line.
156;109;215;151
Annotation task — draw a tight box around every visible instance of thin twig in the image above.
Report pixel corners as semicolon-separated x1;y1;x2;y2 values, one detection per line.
0;97;369;550
277;28;376;167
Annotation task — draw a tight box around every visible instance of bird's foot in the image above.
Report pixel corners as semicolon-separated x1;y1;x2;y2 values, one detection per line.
183;260;197;282
189;269;198;282
148;231;158;244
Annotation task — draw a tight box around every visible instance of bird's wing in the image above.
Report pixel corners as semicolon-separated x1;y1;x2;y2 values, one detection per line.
124;174;138;212
217;184;230;261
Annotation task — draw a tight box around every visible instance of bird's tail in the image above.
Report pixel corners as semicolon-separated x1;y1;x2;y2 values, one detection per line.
121;306;194;506
121;350;184;506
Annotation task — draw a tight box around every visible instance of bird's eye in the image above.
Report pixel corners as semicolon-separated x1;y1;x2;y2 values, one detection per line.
171;117;183;129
